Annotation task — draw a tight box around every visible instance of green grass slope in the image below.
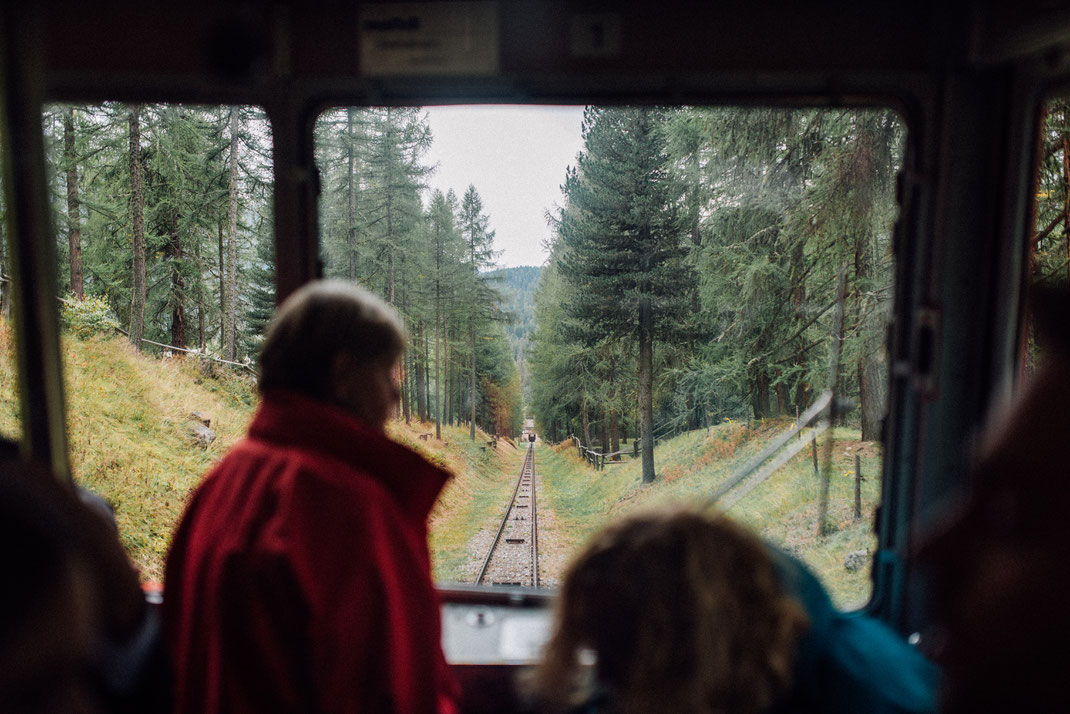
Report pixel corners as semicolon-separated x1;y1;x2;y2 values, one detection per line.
537;419;882;608
0;327;882;606
4;330;259;582
0;327;524;585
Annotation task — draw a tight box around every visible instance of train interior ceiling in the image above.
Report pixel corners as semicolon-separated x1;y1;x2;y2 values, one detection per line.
2;0;1069;709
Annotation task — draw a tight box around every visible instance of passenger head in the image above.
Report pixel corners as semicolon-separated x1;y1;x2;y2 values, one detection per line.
919;286;1070;712
258;279;406;428
533;506;807;714
0;466;101;713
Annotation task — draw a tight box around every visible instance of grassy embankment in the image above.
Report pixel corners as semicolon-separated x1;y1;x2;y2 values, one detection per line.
0;326;521;584
0;325;883;605
536;420;882;608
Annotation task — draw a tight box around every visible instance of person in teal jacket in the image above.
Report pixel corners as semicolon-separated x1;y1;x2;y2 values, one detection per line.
530;506;937;714
766;548;936;714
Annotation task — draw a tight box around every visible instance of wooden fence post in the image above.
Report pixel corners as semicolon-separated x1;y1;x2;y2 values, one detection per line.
811;437;819;477
854;453;862;520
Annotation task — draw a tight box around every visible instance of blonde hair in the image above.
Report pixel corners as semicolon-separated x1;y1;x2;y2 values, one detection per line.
258;279;406;399
532;506;807;714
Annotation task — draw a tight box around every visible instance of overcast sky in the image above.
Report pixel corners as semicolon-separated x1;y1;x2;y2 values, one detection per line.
421;105;586;268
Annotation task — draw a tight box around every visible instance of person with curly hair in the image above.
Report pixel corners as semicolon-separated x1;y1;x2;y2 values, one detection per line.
531;505;937;714
532;507;807;714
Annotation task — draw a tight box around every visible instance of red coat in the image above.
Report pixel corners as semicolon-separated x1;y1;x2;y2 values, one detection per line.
164;390;458;714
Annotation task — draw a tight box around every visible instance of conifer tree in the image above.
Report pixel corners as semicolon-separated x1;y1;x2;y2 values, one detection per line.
558;106;693;482
459;184;497;439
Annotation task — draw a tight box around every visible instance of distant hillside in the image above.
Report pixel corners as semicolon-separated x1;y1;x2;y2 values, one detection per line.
485;265;541;402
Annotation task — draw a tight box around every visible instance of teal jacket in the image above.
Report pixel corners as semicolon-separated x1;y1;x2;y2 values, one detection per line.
573;549;938;714
767;550;938;714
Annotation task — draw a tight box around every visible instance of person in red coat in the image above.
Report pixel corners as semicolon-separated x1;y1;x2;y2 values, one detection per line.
164;280;458;714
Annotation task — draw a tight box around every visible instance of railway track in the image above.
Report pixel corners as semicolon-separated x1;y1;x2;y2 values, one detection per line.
475;443;539;587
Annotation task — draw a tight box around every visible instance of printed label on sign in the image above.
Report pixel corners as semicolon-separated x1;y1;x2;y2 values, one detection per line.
359;2;499;76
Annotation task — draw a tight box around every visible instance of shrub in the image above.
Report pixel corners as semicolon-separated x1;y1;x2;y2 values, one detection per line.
62;295;119;339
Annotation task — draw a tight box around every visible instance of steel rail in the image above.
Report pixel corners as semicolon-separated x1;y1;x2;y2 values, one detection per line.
530;445;539;588
474;444;534;586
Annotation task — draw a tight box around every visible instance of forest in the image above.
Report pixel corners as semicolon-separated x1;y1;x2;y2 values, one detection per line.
19;104;523;441
486;265;541;401
0;101;1068;474
529;106;904;483
529;100;1070;484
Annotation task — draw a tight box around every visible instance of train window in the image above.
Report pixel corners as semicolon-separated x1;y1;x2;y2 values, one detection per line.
0;146;19;443
40;103;272;581
1024;97;1070;375
314;104;905;609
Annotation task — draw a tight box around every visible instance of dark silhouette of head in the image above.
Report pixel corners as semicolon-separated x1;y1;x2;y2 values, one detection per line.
920;286;1070;712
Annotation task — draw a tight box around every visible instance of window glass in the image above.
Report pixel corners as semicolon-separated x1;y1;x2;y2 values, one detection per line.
1025;99;1070;374
314;105;904;609
0;141;20;444
43;103;272;582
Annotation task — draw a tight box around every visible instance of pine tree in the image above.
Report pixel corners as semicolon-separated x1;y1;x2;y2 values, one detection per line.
363;107;432;303
459;184;498;439
558;106;693;483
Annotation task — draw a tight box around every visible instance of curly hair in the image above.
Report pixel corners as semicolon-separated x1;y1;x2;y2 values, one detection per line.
531;506;808;714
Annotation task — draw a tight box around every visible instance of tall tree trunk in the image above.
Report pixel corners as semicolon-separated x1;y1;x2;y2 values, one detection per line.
222;106;240;361
854;231;885;440
639;297;655;483
402;350;412;424
752;368;771;419
1063;126;1070;284
195;244;206;350
609;355;620;457
775;370;789;415
424;328;431;423
858;355;886;440
819;267;848;537
445;337;452;426
0;215;7;317
790;235;809;411
346;108;358;281
434;264;442;439
581;399;591;447
401;292;411;424
168;209;186;349
415;321;427;421
217;220;225;345
434;307;441;440
469;321;477;440
63;107;83;299
387;195;396;305
128;104;146;351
